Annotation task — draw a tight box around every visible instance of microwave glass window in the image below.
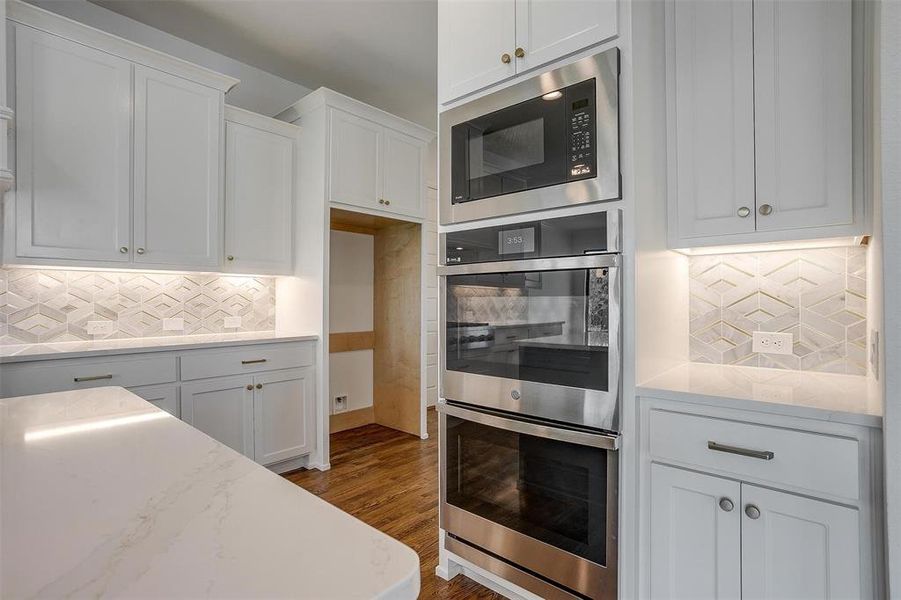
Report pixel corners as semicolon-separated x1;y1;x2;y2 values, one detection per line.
444;413;608;566
469;118;546;177
445;268;610;391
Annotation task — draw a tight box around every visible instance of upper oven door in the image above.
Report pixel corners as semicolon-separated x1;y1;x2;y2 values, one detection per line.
439;254;621;432
440;48;620;225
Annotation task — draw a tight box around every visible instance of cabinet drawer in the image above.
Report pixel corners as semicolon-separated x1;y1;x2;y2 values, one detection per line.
649;409;860;500
180;343;313;381
0;354;177;398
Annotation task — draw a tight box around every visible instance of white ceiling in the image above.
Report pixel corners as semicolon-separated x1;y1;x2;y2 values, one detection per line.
89;0;438;129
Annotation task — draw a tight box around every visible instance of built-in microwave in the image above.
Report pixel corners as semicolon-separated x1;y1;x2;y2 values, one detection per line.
439;48;620;225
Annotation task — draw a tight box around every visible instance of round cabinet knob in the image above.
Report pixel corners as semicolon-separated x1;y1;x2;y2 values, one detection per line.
385;200;390;206
745;504;761;520
758;204;774;216
515;47;525;58
119;246;128;254
737;206;751;218
227;255;235;261
246;384;253;391
719;497;735;512
378;199;385;205
501;53;511;64
256;383;263;390
136;248;146;255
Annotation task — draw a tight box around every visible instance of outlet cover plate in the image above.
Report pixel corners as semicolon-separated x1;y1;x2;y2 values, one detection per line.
162;317;184;331
223;316;242;328
86;320;115;335
752;331;794;355
333;395;348;413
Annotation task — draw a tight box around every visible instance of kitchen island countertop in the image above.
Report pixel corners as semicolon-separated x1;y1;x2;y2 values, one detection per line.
0;386;419;599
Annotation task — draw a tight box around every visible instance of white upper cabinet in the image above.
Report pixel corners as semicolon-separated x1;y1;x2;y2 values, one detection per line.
741;484;861;600
329;108;383;210
12;26;132;263
438;0;618;105
667;0;756;240
752;0;854;232
382;128;425;218
134;66;221;269
514;0;617;73
3;1;237;271
437;0;516;104
667;0;861;248
224;108;296;275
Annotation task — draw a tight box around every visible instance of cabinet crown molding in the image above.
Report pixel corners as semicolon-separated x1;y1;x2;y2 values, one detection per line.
7;0;240;92
275;87;435;142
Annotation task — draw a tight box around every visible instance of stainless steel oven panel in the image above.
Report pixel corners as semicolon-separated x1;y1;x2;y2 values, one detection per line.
439;261;622;432
439;49;620;225
438;402;619;599
438;208;621;266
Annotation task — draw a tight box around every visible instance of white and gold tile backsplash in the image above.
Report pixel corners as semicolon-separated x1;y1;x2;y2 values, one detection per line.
0;268;275;345
689;247;867;375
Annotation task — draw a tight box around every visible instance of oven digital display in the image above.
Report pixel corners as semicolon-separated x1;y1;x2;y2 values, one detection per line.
498;228;535;254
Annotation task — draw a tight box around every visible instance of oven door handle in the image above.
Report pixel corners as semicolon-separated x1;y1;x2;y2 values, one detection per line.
437;254;621;276
439;402;619;450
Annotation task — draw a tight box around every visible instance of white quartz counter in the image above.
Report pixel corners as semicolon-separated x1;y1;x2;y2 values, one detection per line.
0;387;419;599
0;331;318;363
638;362;882;428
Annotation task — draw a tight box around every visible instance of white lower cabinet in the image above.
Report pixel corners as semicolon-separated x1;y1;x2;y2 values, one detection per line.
253;368;313;465
741;484;861;600
181;375;255;458
128;383;179;417
642;398;880;600
650;464;741;599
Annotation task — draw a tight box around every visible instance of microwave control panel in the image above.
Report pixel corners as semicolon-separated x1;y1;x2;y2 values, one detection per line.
566;78;597;180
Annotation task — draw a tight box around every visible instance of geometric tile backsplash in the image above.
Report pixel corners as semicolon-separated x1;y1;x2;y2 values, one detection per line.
689;247;867;375
0;268;275;346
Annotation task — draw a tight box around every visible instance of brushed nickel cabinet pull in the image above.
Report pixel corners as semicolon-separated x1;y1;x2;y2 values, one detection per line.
256;383;262;390
708;441;775;461
246;384;253;391
241;358;268;365
74;374;113;383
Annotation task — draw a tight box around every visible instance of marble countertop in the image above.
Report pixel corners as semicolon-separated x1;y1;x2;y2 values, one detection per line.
0;386;419;599
638;362;882;428
0;331;319;363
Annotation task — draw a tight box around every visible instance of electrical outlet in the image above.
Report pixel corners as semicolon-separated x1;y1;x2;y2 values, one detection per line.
333;395;348;413
752;331;794;355
223;316;242;328
162;317;184;331
86;320;115;335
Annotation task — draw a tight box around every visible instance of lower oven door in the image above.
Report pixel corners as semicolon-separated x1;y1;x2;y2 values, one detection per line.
439;401;618;600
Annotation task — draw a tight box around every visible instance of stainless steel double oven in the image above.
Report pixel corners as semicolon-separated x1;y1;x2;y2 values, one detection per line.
438;210;621;599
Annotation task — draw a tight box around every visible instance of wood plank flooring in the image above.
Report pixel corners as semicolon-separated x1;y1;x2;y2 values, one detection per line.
285;409;504;599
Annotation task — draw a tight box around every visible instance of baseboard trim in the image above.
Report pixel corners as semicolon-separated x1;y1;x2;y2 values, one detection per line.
330;405;375;433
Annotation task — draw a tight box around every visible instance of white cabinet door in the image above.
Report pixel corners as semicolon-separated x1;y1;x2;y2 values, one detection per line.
181;376;253;458
667;0;756;242
224;120;294;274
14;26;132;263
741;484;861;600
381;128;425;218
515;0;617;73
650;463;742;600
134;65;221;268
328;108;382;210
129;383;179;417
252;367;313;466
437;0;516;104
753;0;853;231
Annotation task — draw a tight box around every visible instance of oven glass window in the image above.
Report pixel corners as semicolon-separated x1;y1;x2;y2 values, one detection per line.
445;413;608;566
445;268;610;390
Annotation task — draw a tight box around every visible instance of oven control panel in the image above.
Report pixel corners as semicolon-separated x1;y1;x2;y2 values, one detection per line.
566;79;596;180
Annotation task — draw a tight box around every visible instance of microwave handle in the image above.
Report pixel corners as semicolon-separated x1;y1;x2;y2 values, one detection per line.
439;402;619;450
438;253;620;276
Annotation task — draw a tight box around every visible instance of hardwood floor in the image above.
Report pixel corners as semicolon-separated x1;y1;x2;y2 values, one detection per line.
285;409;504;599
